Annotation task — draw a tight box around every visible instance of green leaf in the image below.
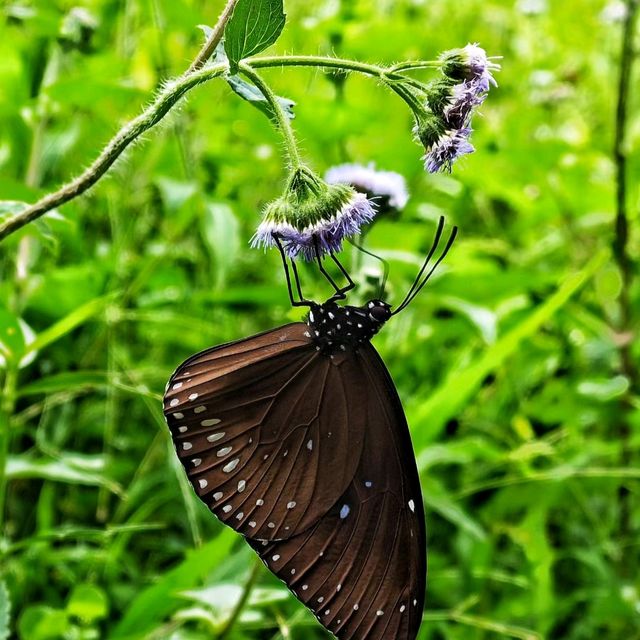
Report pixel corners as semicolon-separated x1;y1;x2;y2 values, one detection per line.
7;453;122;495
17;371;109;397
201;201;240;289
412;248;610;450
18;606;69;640
67;584;109;624
25;295;114;356
226;74;295;122
224;0;286;73
0;582;10;640
111;529;236;639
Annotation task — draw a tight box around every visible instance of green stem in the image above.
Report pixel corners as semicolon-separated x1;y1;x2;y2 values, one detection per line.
0;366;18;533
612;0;639;576
250;54;437;80
0;63;226;243
249;54;430;114
185;0;240;74
240;63;303;169
217;557;262;640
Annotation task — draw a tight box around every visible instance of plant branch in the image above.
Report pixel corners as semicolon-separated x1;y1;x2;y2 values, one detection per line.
217;557;262;640
0;63;226;243
613;0;639;573
0;0;241;244
185;0;240;74
240;63;303;168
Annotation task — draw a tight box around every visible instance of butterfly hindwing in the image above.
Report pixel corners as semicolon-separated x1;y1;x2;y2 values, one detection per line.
163;323;367;541
249;342;427;640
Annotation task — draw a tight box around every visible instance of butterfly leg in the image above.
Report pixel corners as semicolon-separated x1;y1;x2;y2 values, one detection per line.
311;236;354;301
273;233;312;307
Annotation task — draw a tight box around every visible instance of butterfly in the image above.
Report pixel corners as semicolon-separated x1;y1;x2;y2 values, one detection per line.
163;217;457;640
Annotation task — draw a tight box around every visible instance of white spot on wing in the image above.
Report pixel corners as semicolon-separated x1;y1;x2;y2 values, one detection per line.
377;610;384;616
172;382;183;390
170;399;179;407
207;432;225;442
178;426;187;433
173;412;184;419
409;499;415;512
340;504;350;519
307;439;313;451
202;419;221;427
194;406;206;414
182;442;192;451
237;480;246;492
223;458;240;473
287;501;296;509
213;492;223;501
256;499;264;506
272;554;280;561
188;393;198;401
198;479;208;489
217;447;232;457
192;458;202;467
222;505;232;513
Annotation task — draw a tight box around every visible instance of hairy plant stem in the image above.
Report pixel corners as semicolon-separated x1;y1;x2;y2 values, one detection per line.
0;46;438;243
0;366;18;534
0;64;226;243
186;0;240;74
240;63;303;169
613;0;639;571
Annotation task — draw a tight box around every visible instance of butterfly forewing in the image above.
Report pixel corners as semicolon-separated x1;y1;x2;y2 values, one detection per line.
248;342;426;640
163;323;367;541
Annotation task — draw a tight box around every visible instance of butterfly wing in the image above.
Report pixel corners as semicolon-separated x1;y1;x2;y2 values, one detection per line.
248;342;427;640
163;323;368;541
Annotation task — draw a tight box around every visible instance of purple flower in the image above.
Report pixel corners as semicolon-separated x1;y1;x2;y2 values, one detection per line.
444;80;487;129
325;163;409;210
252;173;377;261
440;43;500;94
462;43;500;92
422;128;475;173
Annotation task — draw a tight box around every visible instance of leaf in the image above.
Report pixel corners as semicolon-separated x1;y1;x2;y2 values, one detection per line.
226;74;295;122
201;201;240;289
25;295;114;356
412;248;610;450
17;606;69;640
224;0;286;73
110;529;236;639
0;582;10;640
17;371;109;397
66;584;109;623
6;453;122;495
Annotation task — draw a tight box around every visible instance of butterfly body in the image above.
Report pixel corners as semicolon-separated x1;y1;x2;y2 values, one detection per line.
306;299;391;354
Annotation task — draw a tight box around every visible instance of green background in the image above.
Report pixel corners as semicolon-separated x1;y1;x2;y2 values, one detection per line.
1;0;639;638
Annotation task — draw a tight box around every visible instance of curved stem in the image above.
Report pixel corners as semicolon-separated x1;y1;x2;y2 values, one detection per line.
217;557;262;640
389;60;440;72
612;0;639;577
185;0;240;74
240;63;303;169
0;63;226;243
0;365;18;532
250;54;430;113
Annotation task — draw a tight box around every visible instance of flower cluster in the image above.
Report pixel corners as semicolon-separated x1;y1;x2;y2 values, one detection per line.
252;167;376;261
325;163;409;213
415;43;499;173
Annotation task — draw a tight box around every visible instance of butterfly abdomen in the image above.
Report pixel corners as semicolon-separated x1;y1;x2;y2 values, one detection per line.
305;300;391;355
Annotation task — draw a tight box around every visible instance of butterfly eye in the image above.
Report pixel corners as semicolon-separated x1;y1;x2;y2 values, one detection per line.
369;305;390;323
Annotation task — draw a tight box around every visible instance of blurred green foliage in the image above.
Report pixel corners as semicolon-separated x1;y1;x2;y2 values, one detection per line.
1;0;639;639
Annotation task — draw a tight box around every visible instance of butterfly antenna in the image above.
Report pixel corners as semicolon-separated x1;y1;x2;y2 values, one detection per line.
391;221;458;315
349;240;390;299
273;234;311;308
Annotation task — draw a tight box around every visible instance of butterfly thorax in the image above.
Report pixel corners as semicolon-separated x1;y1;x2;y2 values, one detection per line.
306;299;391;354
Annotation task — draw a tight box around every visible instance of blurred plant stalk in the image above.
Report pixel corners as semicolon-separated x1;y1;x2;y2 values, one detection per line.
612;0;639;573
